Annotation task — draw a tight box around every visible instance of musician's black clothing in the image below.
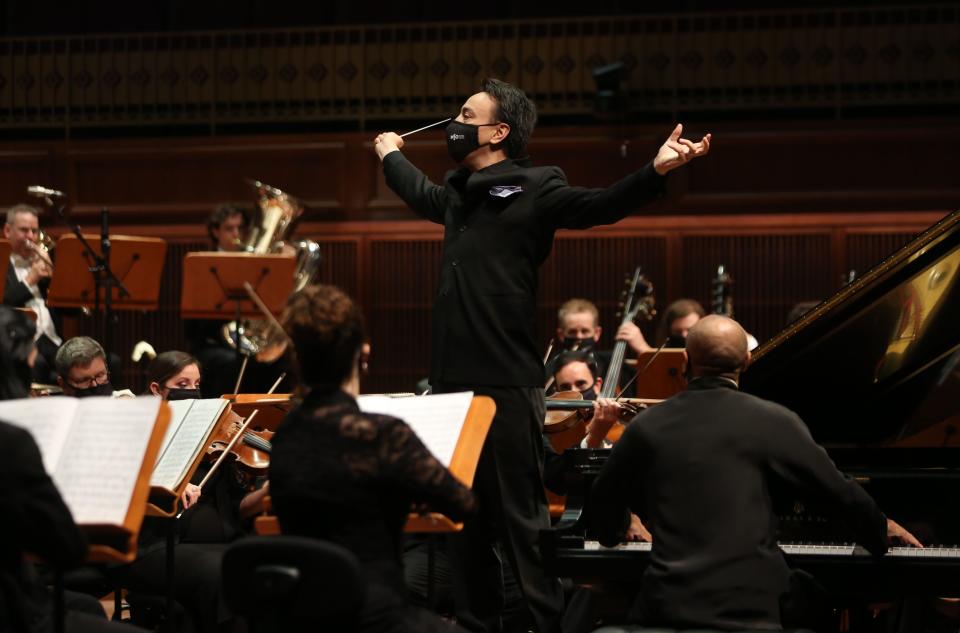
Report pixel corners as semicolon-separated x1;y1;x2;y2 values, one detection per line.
1;421;141;633
270;388;476;633
590;376;889;631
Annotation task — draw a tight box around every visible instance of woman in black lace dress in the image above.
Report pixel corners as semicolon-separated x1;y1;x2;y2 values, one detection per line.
270;285;477;633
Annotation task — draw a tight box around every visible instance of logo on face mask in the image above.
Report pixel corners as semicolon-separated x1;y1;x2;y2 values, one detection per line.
445;120;501;164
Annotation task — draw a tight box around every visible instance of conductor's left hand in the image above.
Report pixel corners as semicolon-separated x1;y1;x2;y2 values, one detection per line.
653;124;711;175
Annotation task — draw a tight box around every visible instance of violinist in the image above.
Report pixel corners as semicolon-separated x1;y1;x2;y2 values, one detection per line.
270;284;477;633
550;351;622;449
106;351;267;633
143;350;270;544
3;203;61;383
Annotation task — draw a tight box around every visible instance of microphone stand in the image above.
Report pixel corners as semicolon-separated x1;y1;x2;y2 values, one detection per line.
46;197;130;366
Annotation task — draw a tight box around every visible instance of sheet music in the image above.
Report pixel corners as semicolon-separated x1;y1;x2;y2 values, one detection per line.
0;397;80;474
358;391;473;467
155;399;193;465
151;398;227;491
53;397;162;525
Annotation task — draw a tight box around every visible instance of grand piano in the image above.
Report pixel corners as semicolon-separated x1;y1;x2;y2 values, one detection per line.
541;208;960;600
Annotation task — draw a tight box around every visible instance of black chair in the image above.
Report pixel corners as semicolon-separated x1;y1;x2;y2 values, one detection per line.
222;535;366;633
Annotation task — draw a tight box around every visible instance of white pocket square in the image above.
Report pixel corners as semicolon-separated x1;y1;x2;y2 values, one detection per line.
489;185;523;198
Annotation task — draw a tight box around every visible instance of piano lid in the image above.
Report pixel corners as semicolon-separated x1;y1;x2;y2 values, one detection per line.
741;209;960;448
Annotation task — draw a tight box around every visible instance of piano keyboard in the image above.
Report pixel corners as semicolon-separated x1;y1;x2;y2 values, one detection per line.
583;540;960;558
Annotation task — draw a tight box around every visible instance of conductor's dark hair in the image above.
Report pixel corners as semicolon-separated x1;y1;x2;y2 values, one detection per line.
146;351;200;391
206;204;250;245
481;78;537;159
282;285;366;392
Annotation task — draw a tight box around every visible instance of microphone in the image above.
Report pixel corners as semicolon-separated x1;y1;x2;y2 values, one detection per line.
26;185;66;198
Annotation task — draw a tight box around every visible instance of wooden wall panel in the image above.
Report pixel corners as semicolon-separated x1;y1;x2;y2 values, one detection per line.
65;141;349;217
49;212;942;395
0;149;55;201
365;238;443;393
538;235;668;351
845;232;918;279
680;233;835;343
2;123;959;222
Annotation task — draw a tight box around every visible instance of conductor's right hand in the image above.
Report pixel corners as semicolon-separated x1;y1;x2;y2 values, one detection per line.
374;132;404;161
887;518;923;548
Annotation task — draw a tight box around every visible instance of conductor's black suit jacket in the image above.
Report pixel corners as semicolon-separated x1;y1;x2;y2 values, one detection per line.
382;151;666;387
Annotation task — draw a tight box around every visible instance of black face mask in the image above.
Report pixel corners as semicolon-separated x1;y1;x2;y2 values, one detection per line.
446;120;499;163
665;334;687;349
578;387;598;402
562;337;596;353
72;382;114;398
166;387;201;401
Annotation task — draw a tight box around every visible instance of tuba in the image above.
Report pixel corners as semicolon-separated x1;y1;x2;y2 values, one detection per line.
223;180;322;355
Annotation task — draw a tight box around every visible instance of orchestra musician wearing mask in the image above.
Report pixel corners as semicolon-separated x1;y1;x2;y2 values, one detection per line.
54;337;134;399
108;350;266;633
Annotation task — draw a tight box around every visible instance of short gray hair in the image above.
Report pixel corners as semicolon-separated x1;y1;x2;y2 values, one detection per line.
5;204;39;225
55;336;106;377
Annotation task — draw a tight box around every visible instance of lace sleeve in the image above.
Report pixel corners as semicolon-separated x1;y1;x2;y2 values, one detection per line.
378;417;477;521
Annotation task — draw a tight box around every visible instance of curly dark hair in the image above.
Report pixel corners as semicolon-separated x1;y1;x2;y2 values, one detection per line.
480;78;537;159
145;351;200;392
282;285;365;391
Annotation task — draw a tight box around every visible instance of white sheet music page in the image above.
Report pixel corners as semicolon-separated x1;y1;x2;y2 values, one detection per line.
0;397;80;474
151;398;227;491
154;399;194;466
358;391;473;467
53;397;162;525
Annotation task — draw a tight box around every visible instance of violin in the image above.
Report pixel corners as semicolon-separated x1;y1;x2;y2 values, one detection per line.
205;410;274;475
204;394;291;485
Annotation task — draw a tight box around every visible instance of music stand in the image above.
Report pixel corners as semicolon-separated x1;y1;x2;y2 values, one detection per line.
48;235;166;310
0;240;9;298
627;349;688;399
181;253;295;365
47;234;166;363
